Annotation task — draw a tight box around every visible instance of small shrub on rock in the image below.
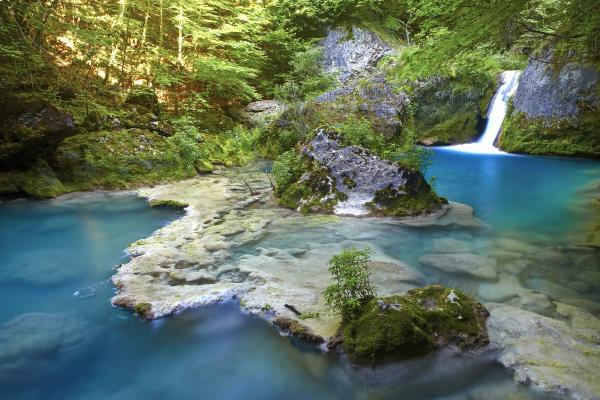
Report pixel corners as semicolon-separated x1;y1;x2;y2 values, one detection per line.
323;247;376;321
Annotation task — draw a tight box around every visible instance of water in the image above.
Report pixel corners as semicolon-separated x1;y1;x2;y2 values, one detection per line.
1;150;598;399
443;70;521;155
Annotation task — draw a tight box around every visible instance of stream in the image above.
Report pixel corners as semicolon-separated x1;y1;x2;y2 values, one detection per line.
1;149;598;399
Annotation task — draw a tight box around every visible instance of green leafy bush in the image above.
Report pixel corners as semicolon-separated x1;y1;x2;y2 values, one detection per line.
323;247;376;321
271;150;306;193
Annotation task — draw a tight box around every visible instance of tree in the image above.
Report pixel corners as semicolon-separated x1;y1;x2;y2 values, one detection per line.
323;247;376;321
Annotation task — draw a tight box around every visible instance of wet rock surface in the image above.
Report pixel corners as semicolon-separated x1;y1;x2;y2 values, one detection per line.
487;303;600;399
419;253;498;280
112;163;474;339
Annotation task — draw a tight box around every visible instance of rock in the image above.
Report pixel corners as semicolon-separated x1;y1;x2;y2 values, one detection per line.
428;238;471;253
492;238;540;255
125;86;159;113
498;259;534;274
411;74;496;145
500;51;600;157
315;76;409;138
580;270;600;287
557;298;600;314
343;286;489;365
477;274;524;302
419;253;498;281
524;278;580;300
567;280;591;293
512;54;598;120
368;261;425;296
321;27;394;83
148;120;175;137
529;249;571;267
0;102;76;170
0;313;93;385
574;253;599;269
235;100;285;129
487;303;600;399
272;317;324;344
275;129;445;216
514;290;554;316
395;201;487;229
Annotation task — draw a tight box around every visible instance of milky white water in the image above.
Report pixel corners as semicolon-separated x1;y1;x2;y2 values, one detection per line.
441;70;521;155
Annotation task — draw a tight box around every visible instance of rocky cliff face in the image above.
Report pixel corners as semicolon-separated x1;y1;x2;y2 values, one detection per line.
306;27;495;144
321;27;394;82
500;54;600;157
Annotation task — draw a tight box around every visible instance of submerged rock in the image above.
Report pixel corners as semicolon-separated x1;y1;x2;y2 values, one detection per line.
419;253;498;281
487;303;600;399
274;129;446;216
342;286;489;365
0;313;93;385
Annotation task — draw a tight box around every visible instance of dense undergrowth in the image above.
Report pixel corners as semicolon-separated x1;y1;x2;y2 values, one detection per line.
1;0;598;198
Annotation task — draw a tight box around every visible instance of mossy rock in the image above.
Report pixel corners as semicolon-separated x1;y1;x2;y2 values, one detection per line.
0;159;65;198
272;316;324;344
366;183;447;217
411;75;496;145
343;285;489;365
134;303;152;318
148;199;189;209
124;87;159;113
499;106;600;158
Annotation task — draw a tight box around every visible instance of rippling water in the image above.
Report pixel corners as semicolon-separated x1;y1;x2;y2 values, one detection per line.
0;151;598;400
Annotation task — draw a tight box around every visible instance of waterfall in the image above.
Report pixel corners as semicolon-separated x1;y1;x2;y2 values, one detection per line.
441;70;521;155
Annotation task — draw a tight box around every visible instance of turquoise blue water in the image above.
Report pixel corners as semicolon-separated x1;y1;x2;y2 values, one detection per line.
1;151;598;400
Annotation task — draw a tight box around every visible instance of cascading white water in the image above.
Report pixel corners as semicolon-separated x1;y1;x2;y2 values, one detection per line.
441;70;521;155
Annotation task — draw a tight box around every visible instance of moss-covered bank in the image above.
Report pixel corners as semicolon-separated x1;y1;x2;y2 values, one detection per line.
500;106;600;158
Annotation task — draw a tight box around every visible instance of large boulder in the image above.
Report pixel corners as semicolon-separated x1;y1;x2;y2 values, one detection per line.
273;129;446;216
322;27;394;83
0;102;75;170
342;285;490;365
313;76;410;138
233;100;285;129
500;52;600;157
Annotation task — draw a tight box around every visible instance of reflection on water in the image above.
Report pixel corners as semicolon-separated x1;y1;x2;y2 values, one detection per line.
1;150;599;399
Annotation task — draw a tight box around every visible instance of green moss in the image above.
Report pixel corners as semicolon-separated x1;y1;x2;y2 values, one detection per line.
499;106;600;157
343;285;489;365
134;302;152;318
411;75;496;145
276;162;344;214
148;199;189;209
366;182;447;218
342;175;356;189
0;159;66;198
